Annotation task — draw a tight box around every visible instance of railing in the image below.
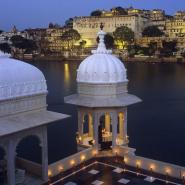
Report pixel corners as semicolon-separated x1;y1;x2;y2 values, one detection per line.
48;147;97;177
114;146;185;179
16;157;42;177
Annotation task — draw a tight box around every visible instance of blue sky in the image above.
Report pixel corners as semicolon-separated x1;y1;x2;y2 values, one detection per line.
0;0;184;31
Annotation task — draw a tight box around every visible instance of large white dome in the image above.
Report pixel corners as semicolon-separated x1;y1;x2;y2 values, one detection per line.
77;30;127;84
0;52;47;101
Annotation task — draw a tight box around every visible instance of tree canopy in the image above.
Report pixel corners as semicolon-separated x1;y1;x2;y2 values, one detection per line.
0;43;11;53
161;40;177;56
142;26;164;37
61;29;81;49
0;30;3;34
111;7;127;15
65;18;73;28
48;22;61;28
90;10;102;17
11;35;37;53
97;34;114;49
113;26;134;48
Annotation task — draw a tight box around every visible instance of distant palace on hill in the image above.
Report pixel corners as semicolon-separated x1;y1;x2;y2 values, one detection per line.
1;7;185;58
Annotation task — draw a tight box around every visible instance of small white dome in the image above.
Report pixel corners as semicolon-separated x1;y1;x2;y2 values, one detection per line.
0;52;47;101
77;30;127;84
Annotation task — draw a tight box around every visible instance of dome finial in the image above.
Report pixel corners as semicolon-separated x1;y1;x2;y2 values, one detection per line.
91;23;112;54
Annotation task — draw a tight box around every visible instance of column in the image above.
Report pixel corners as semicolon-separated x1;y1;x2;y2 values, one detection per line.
112;112;118;147
7;140;15;185
119;113;124;139
41;127;49;182
105;113;110;132
93;111;99;150
124;108;128;143
88;114;93;137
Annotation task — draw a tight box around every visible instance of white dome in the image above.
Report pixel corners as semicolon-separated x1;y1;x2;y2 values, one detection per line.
77;30;127;84
0;52;47;101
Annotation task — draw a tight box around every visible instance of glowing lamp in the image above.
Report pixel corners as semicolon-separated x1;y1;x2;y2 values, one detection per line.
81;155;86;161
70;160;75;166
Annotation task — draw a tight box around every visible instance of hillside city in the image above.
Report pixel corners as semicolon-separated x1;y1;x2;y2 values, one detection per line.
1;7;185;61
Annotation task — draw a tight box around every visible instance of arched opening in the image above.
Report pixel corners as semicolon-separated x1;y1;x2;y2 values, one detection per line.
80;113;94;146
15;135;42;183
98;113;112;150
83;114;89;134
0;147;6;185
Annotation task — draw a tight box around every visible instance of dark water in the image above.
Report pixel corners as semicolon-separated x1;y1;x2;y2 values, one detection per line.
30;60;185;166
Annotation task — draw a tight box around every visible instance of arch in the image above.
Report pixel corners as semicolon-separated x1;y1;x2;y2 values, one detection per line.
16;135;42;164
98;113;112;150
99;113;112;132
83;113;89;134
82;112;93;138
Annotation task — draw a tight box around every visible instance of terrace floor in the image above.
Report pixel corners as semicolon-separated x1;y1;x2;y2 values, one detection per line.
48;156;184;185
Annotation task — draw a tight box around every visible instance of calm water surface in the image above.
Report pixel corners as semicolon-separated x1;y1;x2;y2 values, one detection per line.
30;60;185;166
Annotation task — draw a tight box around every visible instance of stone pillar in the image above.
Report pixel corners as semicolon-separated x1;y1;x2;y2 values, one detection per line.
93;111;99;150
7;141;15;185
88;114;93;137
41;127;49;182
105;113;110;132
112;112;118;147
124;108;128;143
119;113;124;139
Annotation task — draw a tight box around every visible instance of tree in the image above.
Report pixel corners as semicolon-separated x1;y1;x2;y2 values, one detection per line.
97;34;114;49
111;7;127;15
148;42;157;56
0;30;3;34
48;22;54;28
161;40;177;56
0;43;11;53
11;35;37;53
142;26;164;37
61;29;81;50
79;40;86;49
113;26;134;49
90;10;102;16
65;18;73;28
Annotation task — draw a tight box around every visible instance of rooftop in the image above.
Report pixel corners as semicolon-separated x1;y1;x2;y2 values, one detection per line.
0;110;69;137
47;156;182;185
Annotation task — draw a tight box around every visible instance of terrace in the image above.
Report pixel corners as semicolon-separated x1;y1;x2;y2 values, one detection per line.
46;151;184;185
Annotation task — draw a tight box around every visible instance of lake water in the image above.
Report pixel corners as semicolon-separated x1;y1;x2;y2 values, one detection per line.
30;60;185;166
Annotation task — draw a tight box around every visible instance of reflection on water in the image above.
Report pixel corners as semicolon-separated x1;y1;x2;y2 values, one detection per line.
64;63;70;89
29;61;185;166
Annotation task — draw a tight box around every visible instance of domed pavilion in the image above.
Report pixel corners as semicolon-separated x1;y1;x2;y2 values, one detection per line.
0;51;68;185
65;26;141;151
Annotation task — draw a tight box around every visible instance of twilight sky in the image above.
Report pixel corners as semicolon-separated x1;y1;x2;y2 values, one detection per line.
1;0;185;31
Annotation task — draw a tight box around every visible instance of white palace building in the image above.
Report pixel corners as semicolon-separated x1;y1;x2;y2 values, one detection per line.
1;26;185;185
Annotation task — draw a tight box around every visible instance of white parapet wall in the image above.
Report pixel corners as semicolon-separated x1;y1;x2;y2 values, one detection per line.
116;146;185;179
48;147;97;177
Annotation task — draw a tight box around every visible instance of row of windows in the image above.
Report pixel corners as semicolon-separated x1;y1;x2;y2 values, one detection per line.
76;17;136;22
76;23;132;29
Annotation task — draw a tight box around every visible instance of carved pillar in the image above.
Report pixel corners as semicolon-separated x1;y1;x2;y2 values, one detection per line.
7;140;15;185
105;113;110;132
41;127;48;182
93;111;99;150
119;113;124;139
124;108;128;143
88;113;93;137
112;112;118;147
